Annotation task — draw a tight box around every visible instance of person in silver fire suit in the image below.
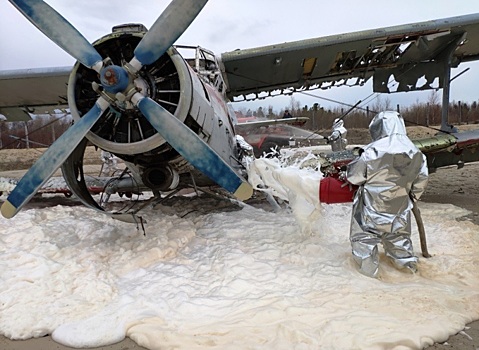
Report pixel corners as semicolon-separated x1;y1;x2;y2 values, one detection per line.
346;111;429;278
328;118;348;151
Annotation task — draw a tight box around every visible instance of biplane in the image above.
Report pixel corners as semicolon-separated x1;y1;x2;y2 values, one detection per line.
1;0;479;222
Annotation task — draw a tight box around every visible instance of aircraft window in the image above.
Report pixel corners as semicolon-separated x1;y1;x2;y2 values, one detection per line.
185;58;195;69
204;60;217;71
175;45;225;93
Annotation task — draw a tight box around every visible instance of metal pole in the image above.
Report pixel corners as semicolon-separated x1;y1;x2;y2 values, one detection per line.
440;33;466;132
441;66;451;130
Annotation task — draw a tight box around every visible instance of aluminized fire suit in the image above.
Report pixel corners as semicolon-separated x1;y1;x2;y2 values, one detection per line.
346;111;429;278
328;118;348;151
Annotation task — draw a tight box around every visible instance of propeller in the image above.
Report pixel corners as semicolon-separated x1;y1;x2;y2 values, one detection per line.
130;0;208;70
133;95;253;201
127;0;252;200
1;98;110;218
2;0;252;219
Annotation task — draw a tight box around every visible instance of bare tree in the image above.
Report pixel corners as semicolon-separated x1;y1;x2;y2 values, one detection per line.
288;96;301;115
369;95;392;114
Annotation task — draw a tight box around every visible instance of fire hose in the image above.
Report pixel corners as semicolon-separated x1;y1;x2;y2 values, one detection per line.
320;177;431;258
410;194;432;258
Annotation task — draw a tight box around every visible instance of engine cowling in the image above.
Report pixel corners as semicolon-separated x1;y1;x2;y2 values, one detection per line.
63;24;241;200
67;24;225;165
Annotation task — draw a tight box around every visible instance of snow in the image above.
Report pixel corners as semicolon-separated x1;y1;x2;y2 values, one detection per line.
1;156;479;349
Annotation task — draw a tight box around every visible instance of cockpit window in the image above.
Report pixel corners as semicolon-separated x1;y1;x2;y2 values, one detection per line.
176;45;226;93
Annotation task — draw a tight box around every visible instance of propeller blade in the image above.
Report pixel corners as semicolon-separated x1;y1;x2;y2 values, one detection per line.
131;0;208;69
134;95;253;201
9;0;103;72
1;98;110;219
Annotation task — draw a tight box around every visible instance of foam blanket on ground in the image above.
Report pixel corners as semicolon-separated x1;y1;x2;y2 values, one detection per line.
1;188;479;349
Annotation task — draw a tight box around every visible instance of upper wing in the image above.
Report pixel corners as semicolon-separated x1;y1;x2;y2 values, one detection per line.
220;13;479;101
0;66;71;121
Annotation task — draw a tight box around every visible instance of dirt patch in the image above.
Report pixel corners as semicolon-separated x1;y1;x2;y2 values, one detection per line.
2;124;476;171
345;123;478;144
0;146;102;172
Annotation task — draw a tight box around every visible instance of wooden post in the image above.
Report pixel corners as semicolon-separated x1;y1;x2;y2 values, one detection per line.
24;122;30;149
458;101;462;126
426;103;430;126
51;123;56;143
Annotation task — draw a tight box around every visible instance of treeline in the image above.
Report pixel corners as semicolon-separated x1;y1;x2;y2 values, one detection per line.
238;95;479;132
0;113;72;149
2;95;479;149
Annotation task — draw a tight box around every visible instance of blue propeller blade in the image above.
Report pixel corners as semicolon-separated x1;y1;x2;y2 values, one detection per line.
132;0;208;67
9;0;103;71
136;96;253;201
1;98;110;219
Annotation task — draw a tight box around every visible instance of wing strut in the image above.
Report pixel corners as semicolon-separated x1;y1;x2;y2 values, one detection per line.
440;33;467;133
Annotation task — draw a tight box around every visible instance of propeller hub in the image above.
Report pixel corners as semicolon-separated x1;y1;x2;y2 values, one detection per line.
100;65;130;94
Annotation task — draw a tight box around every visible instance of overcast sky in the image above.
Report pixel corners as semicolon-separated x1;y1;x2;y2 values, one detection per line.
1;0;479;112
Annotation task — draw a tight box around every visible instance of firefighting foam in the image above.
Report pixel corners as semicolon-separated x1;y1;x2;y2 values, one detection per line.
1;156;479;349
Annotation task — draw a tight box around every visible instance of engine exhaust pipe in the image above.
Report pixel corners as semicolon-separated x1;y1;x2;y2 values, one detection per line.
142;166;180;191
